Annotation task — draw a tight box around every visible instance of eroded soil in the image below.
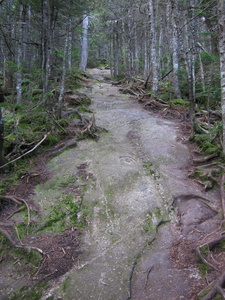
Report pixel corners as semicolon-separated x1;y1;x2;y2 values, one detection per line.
0;68;223;300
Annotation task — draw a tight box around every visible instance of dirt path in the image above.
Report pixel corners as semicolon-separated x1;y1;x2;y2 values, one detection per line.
39;69;220;300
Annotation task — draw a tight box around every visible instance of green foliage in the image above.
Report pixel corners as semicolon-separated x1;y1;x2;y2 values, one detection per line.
195;52;221;109
170;98;190;108
193;122;222;156
199;263;209;277
3;105;68;157
143;161;155;176
66;68;86;88
9;281;47;300
58;118;69;127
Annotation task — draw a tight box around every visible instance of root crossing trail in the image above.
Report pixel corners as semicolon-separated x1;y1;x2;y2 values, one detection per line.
42;69;219;300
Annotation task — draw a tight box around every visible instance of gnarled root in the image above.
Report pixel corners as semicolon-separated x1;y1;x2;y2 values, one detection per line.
201;271;225;300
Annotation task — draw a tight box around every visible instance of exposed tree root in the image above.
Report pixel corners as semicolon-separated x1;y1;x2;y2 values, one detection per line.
196;173;225;299
220;174;225;219
45;139;77;156
0;195;43;255
201;271;225;300
193;153;218;164
0;226;43;254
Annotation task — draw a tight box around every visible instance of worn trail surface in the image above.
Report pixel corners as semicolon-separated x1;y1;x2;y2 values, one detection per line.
41;69;219;300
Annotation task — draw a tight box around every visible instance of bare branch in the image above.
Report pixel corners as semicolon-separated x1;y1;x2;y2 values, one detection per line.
0;134;47;170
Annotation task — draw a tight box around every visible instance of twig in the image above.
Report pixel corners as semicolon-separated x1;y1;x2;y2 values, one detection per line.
0;134;48;169
32;257;46;279
15;226;23;245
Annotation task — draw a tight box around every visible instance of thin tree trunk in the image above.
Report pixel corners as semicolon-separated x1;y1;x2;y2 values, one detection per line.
58;29;69;118
149;0;159;92
134;16;139;75
67;18;72;69
41;0;51;105
199;53;206;94
0;107;5;171
171;0;181;98
16;3;23;104
26;4;32;73
144;26;149;79
79;15;89;72
122;21;128;76
218;0;225;155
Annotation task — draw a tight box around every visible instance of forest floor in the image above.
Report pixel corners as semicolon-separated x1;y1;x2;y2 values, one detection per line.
0;68;223;300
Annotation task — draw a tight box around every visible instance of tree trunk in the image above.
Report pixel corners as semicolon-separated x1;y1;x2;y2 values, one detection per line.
41;0;51;105
171;0;181;98
16;3;23;104
0;88;6;172
122;21;128;76
149;0;159;92
144;26;149;79
218;0;225;155
58;28;69;118
67;18;72;69
79;15;89;72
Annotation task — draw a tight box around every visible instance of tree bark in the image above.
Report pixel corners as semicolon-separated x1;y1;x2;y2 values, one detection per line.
218;0;225;155
16;3;23;104
0;88;6;172
171;0;181;98
149;0;159;92
41;0;51;105
79;15;89;72
58;27;69;118
67;17;72;69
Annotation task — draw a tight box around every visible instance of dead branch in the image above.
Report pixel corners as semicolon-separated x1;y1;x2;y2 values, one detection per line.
0;134;48;170
160;68;173;80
